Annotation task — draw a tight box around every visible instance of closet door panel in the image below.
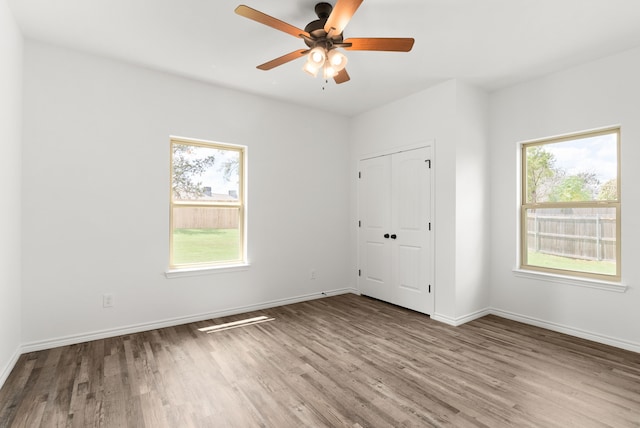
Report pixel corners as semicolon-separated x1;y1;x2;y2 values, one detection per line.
358;156;392;302
392;147;432;314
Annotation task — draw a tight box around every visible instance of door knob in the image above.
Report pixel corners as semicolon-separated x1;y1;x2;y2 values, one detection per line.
390;234;397;239
384;233;390;238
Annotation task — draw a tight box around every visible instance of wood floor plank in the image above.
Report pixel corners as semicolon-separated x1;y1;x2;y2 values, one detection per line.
2;294;640;427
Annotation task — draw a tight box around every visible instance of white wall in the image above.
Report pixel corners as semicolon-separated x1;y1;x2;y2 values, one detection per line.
21;41;352;348
349;79;490;323
0;0;23;386
454;82;490;319
489;46;640;351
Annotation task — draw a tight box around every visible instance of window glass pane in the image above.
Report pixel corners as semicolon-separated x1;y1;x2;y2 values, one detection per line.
524;207;617;276
525;132;617;203
172;143;240;202
172;206;241;265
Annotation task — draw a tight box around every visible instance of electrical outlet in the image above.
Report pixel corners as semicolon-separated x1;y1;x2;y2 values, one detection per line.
310;269;317;280
103;294;114;308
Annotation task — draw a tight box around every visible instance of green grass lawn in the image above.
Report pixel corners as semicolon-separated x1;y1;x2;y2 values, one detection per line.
173;228;240;265
527;251;616;276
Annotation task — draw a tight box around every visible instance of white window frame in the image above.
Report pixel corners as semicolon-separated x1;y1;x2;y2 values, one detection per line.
516;127;623;289
166;136;248;277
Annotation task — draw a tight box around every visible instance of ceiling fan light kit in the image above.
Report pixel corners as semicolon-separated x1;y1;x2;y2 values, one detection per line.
234;0;414;84
303;45;347;79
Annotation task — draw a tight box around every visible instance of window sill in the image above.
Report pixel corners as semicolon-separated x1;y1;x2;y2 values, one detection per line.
512;268;627;293
165;263;250;279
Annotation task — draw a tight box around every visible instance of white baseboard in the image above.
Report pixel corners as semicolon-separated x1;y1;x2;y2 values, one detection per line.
431;306;640;354
0;346;21;390
431;308;491;326
490;308;640;354
21;287;358;354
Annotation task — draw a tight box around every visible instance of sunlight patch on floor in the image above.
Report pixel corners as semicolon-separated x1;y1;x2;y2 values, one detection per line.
198;315;274;333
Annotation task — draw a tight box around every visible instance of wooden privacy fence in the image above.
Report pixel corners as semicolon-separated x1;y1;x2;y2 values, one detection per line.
173;207;239;229
527;209;616;261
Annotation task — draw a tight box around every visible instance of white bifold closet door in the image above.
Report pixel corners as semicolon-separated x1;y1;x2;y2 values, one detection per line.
358;146;433;315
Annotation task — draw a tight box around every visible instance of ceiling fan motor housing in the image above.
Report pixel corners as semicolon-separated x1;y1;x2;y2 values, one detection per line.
304;2;344;48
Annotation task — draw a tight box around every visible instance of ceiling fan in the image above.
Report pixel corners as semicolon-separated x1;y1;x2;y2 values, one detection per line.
234;0;415;84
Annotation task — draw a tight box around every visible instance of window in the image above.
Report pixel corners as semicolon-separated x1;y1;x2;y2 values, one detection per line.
169;137;246;269
520;128;620;281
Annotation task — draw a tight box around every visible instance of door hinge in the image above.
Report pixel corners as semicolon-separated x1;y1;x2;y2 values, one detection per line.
428;284;431;293
358;269;361;277
425;159;431;168
358;220;361;227
358;171;361;179
428;222;431;231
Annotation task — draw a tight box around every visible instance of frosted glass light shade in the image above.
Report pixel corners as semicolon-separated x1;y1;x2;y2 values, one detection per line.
327;49;348;71
323;63;337;79
308;47;326;66
303;60;321;77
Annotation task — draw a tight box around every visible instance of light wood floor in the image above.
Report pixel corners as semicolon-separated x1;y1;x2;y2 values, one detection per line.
1;294;639;427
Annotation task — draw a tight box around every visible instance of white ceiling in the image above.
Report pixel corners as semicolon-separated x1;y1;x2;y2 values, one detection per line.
9;0;640;116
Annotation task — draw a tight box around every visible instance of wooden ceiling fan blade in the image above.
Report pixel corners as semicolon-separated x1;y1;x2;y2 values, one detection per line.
344;38;415;52
235;5;310;39
333;68;350;84
324;0;363;36
257;49;308;70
